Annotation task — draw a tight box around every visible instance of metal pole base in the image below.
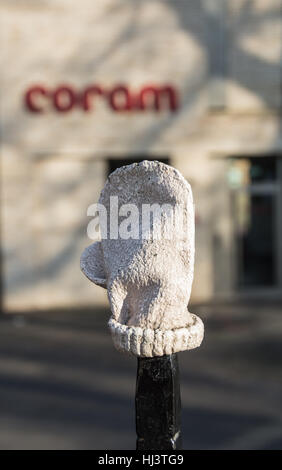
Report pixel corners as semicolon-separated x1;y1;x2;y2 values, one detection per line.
135;353;182;450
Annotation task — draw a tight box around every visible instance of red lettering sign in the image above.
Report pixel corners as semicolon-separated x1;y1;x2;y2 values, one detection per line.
53;85;76;112
24;84;179;113
24;85;48;113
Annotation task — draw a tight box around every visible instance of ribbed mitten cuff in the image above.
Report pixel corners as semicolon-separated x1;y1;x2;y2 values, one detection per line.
108;314;204;357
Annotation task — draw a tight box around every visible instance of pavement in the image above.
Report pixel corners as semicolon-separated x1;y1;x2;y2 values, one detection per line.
0;301;282;450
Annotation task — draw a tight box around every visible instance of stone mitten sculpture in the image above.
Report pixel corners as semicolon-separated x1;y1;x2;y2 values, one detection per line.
80;160;204;357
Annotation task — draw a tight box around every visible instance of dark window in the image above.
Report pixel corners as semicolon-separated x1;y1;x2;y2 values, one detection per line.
232;156;278;288
107;157;170;176
249;156;277;183
239;193;276;287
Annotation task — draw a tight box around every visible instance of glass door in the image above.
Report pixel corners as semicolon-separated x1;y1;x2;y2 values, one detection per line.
229;157;278;289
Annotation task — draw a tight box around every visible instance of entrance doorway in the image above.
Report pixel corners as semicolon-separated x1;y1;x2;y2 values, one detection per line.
107;157;170;176
230;156;280;289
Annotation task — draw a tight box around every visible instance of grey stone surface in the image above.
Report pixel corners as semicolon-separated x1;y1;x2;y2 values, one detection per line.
81;161;204;356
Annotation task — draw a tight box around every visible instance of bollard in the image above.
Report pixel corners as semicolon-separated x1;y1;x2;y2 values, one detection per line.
80;160;204;450
136;354;181;450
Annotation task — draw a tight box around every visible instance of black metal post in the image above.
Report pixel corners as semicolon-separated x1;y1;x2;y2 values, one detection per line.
135;353;182;450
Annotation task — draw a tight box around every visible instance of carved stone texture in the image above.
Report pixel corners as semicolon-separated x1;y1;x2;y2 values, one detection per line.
80;160;204;357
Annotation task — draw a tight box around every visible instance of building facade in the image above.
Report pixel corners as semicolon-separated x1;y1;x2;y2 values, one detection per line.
1;0;282;311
